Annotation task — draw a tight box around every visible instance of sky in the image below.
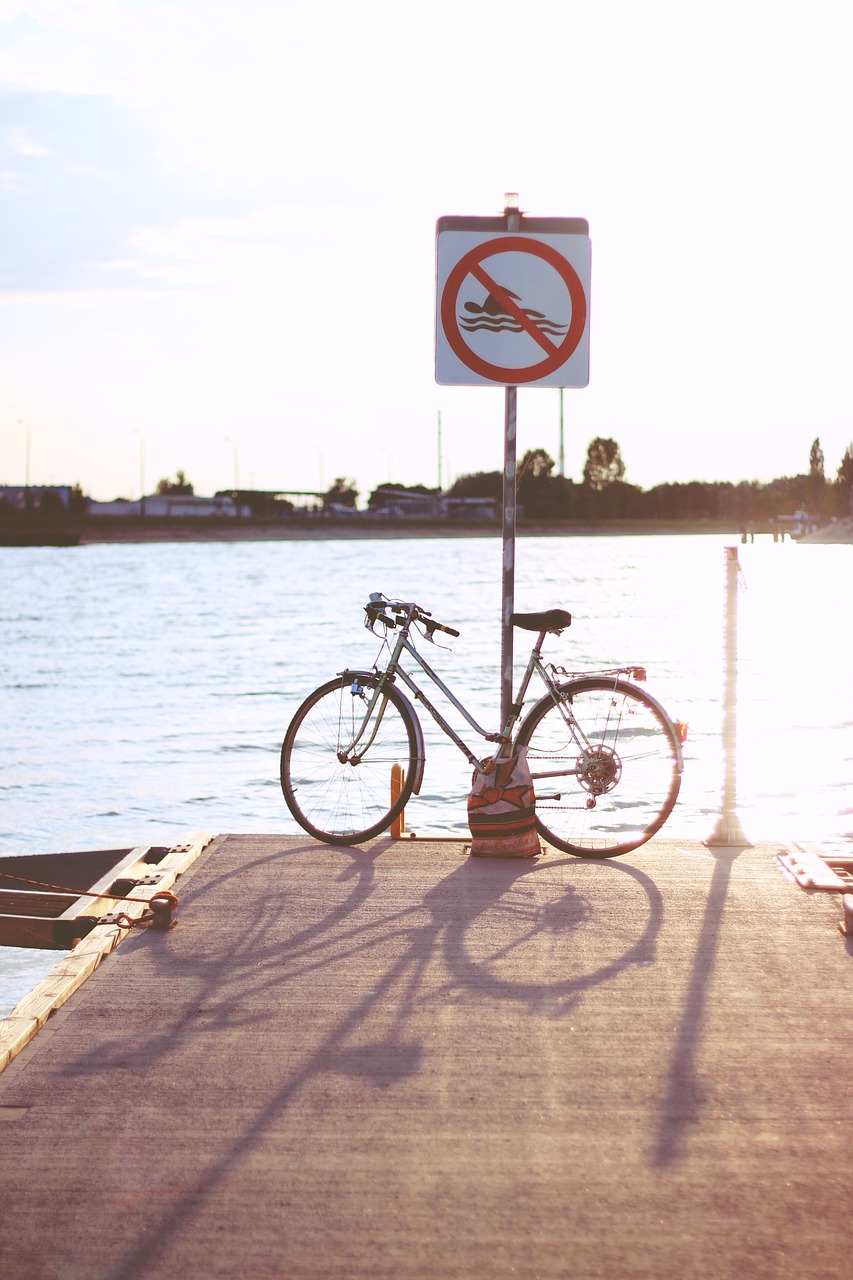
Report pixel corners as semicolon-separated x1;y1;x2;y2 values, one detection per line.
1;0;852;503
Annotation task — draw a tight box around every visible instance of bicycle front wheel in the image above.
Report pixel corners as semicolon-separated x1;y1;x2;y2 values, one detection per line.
517;677;682;858
281;675;419;844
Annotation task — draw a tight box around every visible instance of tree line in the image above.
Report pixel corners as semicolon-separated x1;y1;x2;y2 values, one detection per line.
155;435;853;524
362;435;853;524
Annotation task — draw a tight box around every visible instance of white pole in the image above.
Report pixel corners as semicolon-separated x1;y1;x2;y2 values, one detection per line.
707;545;751;846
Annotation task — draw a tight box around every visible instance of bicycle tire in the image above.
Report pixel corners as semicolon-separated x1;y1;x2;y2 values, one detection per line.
281;674;419;844
516;677;682;858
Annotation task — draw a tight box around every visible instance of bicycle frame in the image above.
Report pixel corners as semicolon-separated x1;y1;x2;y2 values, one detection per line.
337;606;605;781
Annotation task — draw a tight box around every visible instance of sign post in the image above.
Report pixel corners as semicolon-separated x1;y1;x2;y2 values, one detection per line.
502;196;520;731
435;196;591;732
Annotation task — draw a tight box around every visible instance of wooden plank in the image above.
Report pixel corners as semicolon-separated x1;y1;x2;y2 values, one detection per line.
0;1017;41;1073
776;846;849;891
0;832;214;1075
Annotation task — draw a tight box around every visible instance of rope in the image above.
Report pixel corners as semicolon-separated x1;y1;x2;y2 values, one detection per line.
0;866;159;904
0;868;179;930
109;906;176;932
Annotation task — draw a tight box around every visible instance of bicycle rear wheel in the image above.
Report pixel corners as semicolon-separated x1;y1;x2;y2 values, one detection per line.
516;677;682;857
281;674;419;844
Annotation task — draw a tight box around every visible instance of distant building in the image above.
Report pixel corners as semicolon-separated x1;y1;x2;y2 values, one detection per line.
214;490;295;517
368;488;497;521
88;493;251;518
444;496;499;521
0;485;73;511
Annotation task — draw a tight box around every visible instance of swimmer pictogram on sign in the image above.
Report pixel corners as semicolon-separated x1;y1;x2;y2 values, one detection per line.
435;222;591;388
460;288;569;339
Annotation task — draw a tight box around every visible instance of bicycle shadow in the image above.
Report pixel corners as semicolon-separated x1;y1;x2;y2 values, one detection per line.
42;839;665;1277
426;852;662;1008
54;838;389;1076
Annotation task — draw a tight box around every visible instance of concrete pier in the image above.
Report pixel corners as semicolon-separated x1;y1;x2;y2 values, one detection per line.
0;833;851;1280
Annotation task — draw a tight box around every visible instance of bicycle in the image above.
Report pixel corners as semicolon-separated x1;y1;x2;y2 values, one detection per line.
280;593;685;857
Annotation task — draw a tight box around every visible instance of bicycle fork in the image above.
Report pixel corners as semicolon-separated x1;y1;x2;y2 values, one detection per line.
339;678;392;764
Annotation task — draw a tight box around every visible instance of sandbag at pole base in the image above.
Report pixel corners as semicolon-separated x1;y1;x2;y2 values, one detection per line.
467;747;541;858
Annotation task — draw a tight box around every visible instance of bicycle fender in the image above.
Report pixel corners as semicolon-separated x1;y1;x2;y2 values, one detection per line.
617;680;685;774
336;669;426;795
517;678;684;775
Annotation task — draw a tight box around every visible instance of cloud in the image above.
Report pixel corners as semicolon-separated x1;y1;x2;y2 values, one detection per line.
0;166;30;192
3;1;853;502
6;125;54;157
0;89;250;291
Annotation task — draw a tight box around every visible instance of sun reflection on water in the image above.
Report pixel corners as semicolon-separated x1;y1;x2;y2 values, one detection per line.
732;542;853;850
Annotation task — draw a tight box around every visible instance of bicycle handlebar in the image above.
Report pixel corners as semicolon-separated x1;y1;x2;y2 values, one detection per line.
424;617;460;639
364;593;460;639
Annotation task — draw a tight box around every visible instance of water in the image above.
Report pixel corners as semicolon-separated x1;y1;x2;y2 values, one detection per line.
2;533;852;1014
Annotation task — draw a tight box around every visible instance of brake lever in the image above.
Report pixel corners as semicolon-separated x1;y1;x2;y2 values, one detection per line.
364;609;397;635
421;618;451;649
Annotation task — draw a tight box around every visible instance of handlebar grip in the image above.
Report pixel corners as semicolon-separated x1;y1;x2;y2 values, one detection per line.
364;605;397;628
425;619;460;638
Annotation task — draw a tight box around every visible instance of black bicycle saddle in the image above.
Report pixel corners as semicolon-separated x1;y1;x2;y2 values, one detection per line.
511;609;572;633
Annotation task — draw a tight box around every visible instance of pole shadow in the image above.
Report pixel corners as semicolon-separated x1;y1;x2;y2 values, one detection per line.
651;846;745;1168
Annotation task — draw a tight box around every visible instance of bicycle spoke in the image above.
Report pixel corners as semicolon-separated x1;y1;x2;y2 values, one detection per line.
281;676;418;844
519;678;681;857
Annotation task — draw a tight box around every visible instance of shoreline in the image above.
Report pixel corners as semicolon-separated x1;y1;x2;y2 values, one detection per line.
8;515;845;546
73;516;748;544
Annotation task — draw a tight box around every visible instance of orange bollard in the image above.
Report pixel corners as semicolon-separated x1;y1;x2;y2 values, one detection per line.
390;763;406;838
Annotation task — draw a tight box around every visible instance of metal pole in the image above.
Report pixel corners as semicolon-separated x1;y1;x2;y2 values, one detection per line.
225;436;239;489
500;192;520;736
437;411;442;492
707;545;751;846
133;430;145;518
559;388;565;477
501;385;517;733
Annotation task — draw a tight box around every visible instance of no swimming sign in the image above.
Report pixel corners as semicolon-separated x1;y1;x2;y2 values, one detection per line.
435;215;591;388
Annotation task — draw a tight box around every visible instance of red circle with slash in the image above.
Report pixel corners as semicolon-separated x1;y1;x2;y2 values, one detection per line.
440;235;587;384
